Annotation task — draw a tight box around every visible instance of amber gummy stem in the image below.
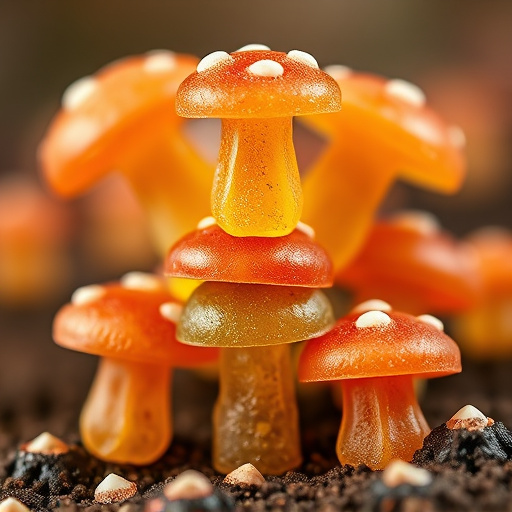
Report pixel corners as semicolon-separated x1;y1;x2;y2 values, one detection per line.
337;375;430;470
80;358;172;465
212;118;303;238
213;344;302;474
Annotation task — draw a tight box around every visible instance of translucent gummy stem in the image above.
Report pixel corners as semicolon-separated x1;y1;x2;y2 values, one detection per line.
212;118;302;237
214;344;302;474
337;375;430;470
80;357;172;465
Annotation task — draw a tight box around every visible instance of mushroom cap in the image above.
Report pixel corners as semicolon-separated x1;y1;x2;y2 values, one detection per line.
304;70;465;192
299;309;461;382
53;282;218;367
336;211;481;313
40;51;198;197
176;48;341;118
178;281;334;347
165;222;333;287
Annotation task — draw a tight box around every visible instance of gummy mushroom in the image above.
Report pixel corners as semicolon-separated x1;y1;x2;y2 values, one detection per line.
299;305;461;469
39;50;212;255
301;68;466;270
52;274;218;464
177;45;341;237
336;211;481;315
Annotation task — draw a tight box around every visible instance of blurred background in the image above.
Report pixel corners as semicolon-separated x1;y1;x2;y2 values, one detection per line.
1;0;512;447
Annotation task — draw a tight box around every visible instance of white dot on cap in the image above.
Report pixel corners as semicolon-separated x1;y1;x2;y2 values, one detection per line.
287;50;319;69
121;272;164;291
417;314;444;331
62;76;98;110
143;50;177;73
247;60;284;77
323;64;352;80
71;285;105;306
351;299;392;314
390;210;440;236
448;125;466;148
295;221;315;238
385;79;426;108
197;216;217;230
197;51;234;73
160;302;183;323
355;310;392;328
236;44;271;52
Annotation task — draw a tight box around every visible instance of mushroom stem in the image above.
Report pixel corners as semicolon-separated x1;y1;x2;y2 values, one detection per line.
302;140;395;270
80;357;172;465
119;125;212;255
214;344;302;474
337;375;429;469
212;118;302;237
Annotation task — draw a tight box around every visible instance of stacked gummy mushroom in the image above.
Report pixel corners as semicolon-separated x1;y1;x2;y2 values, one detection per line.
165;45;341;474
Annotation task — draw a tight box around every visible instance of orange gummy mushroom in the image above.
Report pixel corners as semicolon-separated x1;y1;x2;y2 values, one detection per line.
52;273;218;465
299;302;461;469
176;45;341;237
453;228;512;359
165;217;332;287
39;50;212;256
336;211;481;315
301;67;466;270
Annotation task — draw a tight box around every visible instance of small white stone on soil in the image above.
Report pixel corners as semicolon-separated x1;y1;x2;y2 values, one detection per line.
224;463;266;487
323;65;352;80
446;405;494;431
197;51;233;73
417;314;444;332
355;310;392;328
24;432;69;455
295;221;315;238
351;299;392;314
247;60;284;77
287;50;319;69
71;284;105;306
197;216;217;229
164;470;213;501
94;474;137;504
159;302;183;324
0;498;30;512
385;79;426;108
120;272;164;291
62;76;98;110
382;460;432;488
143;50;177;73
236;44;270;52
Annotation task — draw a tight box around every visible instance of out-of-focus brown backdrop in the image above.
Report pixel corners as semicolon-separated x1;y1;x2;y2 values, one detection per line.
0;0;511;441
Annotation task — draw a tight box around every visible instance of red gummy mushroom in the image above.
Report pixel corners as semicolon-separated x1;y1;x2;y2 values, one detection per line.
299;302;461;469
301;67;466;270
39;50;212;255
53;273;218;465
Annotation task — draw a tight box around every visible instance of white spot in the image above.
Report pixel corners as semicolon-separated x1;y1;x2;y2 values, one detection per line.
159;302;183;323
446;404;493;432
71;284;105;306
385;79;426;108
448;125;466;148
24;432;69;455
247;60;284;77
0;498;30;512
351;299;392;314
287;50;319;69
94;474;137;504
62;76;98;111
402;117;442;145
143;50;177;73
197;216;217;230
355;310;392;328
295;221;315;238
236;44;271;52
120;272;164;291
224;463;266;487
197;51;233;73
390;210;440;236
164;470;213;501
323;64;352;80
382;460;432;488
417;314;444;331
60;117;101;154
